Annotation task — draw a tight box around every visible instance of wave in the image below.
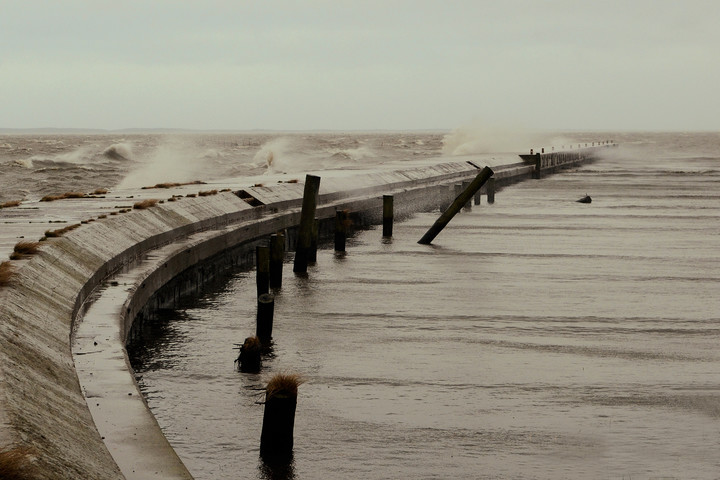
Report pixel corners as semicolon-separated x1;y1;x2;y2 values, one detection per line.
103;143;134;161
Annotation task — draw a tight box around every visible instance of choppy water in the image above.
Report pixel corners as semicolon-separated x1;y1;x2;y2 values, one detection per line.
4;129;719;478
123;132;720;479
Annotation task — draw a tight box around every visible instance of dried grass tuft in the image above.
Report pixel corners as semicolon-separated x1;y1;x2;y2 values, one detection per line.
198;189;218;197
133;199;159;210
141;180;207;190
0;200;21;209
0;445;36;479
97;214;107;219
10;241;40;259
92;188;109;195
40;191;87;202
186;193;197;198
266;373;304;399
44;224;81;238
0;261;16;286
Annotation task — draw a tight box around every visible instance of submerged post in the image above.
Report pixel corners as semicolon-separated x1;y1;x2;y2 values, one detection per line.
256;293;275;341
237;336;261;373
334;210;347;251
418;166;494;245
260;374;301;462
256;245;270;297
382;195;394;237
293;175;321;273
487;177;496;204
269;233;284;289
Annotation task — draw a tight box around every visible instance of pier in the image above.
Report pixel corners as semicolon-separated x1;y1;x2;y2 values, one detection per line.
0;144;612;478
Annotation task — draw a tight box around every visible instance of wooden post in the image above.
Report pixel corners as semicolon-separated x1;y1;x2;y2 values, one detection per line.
269;233;284;289
533;153;542;179
256;293;274;341
474;189;482;206
382;195;393;237
462;181;472;211
308;218;318;263
260;374;300;462
293;175;321;273
487;177;496;204
334;210;347;251
418;167;494;245
237;336;261;373
256;245;270;297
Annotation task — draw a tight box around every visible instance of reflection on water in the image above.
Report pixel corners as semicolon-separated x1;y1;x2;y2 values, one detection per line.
129;137;720;479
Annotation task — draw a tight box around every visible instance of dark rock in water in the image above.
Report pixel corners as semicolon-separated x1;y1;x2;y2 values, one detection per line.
577;195;592;204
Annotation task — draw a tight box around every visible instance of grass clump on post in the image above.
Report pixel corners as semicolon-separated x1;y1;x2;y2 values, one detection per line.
0;445;36;479
0;261;16;287
132;198;160;210
261;373;304;462
236;336;262;373
9;241;40;260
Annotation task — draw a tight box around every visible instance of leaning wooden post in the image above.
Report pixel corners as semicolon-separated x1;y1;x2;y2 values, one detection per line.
293;175;321;273
269;233;284;289
486;177;496;204
256;245;270;297
334;210;347;251
382;195;394;237
260;374;301;462
418;166;494;245
256;293;275;342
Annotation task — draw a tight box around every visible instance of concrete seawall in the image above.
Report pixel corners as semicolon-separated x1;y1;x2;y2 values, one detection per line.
0;146;611;478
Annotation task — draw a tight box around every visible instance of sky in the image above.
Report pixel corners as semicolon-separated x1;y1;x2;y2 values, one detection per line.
1;0;719;132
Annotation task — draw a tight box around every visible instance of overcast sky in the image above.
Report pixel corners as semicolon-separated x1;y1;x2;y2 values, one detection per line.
1;1;719;131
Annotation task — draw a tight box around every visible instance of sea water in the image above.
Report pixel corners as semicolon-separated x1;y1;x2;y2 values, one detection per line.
125;132;720;479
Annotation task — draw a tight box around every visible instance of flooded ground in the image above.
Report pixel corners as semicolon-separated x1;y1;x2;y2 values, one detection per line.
129;136;720;479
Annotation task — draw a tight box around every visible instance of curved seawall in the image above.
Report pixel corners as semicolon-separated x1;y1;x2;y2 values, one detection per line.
0;148;608;478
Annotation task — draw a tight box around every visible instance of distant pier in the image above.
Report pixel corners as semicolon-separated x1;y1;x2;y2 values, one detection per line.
0;144;613;478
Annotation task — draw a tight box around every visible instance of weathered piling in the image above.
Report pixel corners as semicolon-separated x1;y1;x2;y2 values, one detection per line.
462;181;472;211
533;153;542;179
237;336;262;373
487;177;496;204
308;218;319;263
256;293;275;341
260;374;302;462
418;166;494;245
256;245;270;296
474;189;482;206
269;233;284;289
293;175;321;273
382;195;394;237
334;210;347;251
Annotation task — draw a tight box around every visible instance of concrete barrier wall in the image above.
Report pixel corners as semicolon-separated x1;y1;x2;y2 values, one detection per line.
0;150;607;478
